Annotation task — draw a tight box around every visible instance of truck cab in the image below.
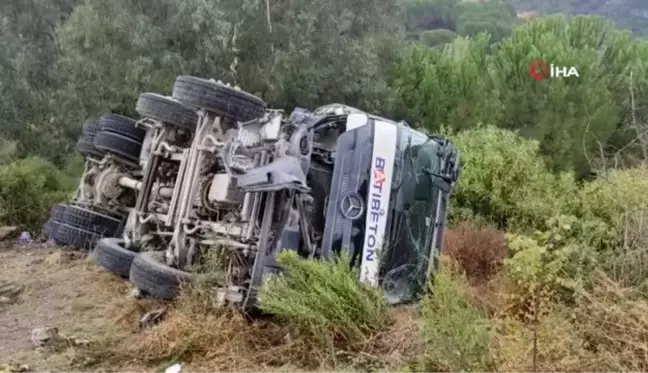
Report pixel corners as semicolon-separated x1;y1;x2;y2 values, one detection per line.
314;106;461;304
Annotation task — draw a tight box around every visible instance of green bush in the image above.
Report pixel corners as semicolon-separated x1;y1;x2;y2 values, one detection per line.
503;214;619;311
0;137;19;164
258;251;390;346
580;167;648;232
0;156;78;231
59;153;85;191
579;167;648;286
419;29;458;48
450;125;576;231
420;258;493;371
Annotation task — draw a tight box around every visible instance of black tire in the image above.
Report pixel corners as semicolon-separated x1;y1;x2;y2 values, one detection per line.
52;223;100;250
75;135;104;158
172;75;266;123
47;204;67;240
136;93;198;131
82;120;100;137
92;238;139;278
63;205;122;236
94;131;143;163
99;114;146;142
129;251;193;300
42;220;52;236
50;203;67;222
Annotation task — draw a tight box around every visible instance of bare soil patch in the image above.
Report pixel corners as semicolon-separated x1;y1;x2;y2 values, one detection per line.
0;242;159;371
0;242;423;372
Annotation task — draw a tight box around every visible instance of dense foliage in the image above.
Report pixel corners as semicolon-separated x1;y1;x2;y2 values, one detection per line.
448;125;575;230
0;156;82;230
512;0;648;35
1;0;647;179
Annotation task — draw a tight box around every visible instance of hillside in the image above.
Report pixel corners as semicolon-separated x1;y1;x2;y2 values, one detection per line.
511;0;648;34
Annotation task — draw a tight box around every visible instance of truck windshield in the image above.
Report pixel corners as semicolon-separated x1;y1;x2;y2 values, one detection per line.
379;126;453;304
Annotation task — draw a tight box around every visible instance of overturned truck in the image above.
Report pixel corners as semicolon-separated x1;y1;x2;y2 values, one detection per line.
44;76;461;309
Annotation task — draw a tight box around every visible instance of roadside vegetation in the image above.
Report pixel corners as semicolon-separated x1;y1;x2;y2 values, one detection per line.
41;129;648;371
2;0;648;371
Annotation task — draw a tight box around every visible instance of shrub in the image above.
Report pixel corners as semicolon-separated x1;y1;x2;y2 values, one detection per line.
579;167;648;285
580;167;648;231
450;126;576;231
443;222;508;284
259;251;391;347
420;257;493;371
419;29;458;48
504;215;605;318
59;153;85;191
0;156;76;231
0;137;18;164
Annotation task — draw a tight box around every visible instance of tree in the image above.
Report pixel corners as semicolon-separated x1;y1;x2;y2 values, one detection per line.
456;0;517;42
402;0;461;32
390;15;648;177
0;0;80;162
420;29;458;47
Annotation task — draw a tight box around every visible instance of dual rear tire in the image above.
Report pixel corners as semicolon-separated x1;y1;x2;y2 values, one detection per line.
92;239;192;301
75;114;146;164
81;76;266;301
44;204;124;250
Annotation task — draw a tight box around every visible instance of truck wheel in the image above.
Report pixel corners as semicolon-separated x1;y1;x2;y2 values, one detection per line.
52;223;101;250
82;119;100;137
75;135;104;158
99;114;146;142
46;203;68;240
172;75;266;123
129;251;193;300
94;131;143;163
63;205;122;236
136;93;198;131
51;203;67;222
43;220;52;237
92;238;139;278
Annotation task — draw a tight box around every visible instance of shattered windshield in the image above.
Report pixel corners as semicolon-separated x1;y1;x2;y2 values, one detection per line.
379;126;451;304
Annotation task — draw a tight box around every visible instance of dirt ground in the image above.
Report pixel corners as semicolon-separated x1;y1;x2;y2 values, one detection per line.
0;241;422;373
0;241;162;372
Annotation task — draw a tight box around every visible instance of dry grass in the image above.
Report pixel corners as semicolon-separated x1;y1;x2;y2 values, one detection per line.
572;272;648;371
473;269;648;372
12;244;648;372
444;222;508;284
94;290;422;372
492;310;596;372
14;247;420;372
467;273;517;316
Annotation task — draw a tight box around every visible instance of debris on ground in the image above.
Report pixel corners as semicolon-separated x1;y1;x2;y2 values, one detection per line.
0;281;23;305
0;227;18;242
16;233;32;245
30;327;59;347
164;363;183;373
0;297;12;305
139;307;168;329
130;287;143;300
0;363;30;373
43;250;83;266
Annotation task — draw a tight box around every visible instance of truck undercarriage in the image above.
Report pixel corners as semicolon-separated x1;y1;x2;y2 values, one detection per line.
44;76;461;309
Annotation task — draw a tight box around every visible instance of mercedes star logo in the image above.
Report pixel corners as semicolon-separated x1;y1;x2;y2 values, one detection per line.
339;192;365;220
